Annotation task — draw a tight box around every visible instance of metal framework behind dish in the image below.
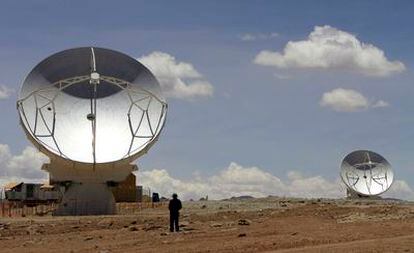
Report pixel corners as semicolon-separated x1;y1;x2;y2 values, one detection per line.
340;150;393;196
17;74;167;163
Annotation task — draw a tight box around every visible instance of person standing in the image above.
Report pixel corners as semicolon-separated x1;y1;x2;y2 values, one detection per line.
168;193;182;232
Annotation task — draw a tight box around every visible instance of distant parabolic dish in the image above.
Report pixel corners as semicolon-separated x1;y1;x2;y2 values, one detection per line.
17;47;167;164
340;150;394;196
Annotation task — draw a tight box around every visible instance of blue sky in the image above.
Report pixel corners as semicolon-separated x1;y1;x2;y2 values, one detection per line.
0;1;414;199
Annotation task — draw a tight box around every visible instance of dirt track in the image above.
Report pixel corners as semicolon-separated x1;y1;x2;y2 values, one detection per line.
0;197;413;252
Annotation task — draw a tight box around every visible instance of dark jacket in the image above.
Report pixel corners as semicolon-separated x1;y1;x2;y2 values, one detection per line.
169;198;182;213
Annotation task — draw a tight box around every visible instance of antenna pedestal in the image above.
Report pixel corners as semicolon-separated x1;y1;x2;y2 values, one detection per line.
42;158;137;216
346;188;382;200
54;182;116;215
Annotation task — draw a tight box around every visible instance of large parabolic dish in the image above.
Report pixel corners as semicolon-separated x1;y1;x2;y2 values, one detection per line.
340;150;393;196
16;47;167;215
18;47;167;164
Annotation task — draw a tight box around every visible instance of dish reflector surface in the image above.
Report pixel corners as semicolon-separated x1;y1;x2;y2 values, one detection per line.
17;47;167;164
340;150;393;196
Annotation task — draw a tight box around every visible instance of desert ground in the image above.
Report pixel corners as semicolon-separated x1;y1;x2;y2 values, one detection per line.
0;197;413;253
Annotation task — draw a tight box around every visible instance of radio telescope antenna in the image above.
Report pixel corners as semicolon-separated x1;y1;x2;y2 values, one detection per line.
17;47;167;215
340;150;394;197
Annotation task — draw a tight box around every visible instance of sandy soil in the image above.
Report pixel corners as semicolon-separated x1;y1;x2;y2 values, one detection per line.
0;197;413;253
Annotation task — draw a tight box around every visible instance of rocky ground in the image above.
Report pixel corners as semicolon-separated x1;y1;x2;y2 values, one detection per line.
0;197;414;252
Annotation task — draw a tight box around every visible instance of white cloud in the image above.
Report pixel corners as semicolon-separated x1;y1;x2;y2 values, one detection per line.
0;85;14;99
320;88;389;112
240;34;256;41
138;162;343;200
1;145;412;202
287;171;304;181
0;144;48;186
273;72;291;80
139;162;414;201
383;180;414;200
138;52;214;100
372;100;390;108
240;32;279;41
254;25;405;77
